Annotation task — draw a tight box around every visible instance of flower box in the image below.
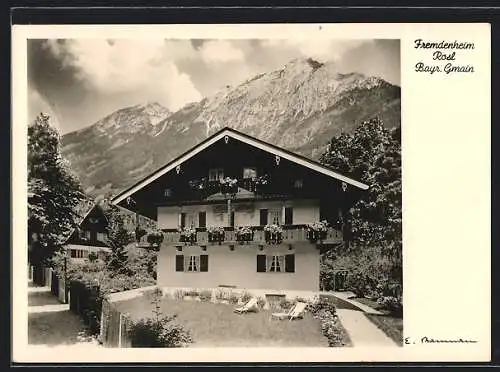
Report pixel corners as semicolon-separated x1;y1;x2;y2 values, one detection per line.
235;227;254;243
264;224;283;244
179;227;197;244
219;177;238;195
306;221;330;243
146;230;164;246
207;226;225;244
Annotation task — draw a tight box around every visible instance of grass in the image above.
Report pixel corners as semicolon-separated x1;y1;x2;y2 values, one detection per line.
114;297;331;347
364;313;403;346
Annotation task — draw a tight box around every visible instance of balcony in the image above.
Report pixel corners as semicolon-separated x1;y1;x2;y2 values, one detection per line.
136;225;343;248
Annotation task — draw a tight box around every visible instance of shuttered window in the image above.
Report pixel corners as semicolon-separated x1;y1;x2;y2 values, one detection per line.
259;209;268;226
198;212;206;228
175;255;184;272
285;207;293;225
180;213;186;228
200;254;209;272
256;254;267;272
285;254;295;273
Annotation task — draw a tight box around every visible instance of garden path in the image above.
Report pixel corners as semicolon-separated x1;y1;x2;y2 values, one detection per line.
336;309;397;347
28;280;100;348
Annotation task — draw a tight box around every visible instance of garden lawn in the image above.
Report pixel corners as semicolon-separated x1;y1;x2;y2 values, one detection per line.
114;297;329;347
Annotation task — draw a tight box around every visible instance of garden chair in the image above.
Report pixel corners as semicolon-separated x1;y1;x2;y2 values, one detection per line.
270;301;307;321
233;298;259;314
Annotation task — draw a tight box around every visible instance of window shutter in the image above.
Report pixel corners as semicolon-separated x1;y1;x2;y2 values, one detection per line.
285;254;295;273
257;254;267;272
198;212;206;228
175;255;184;272
180;213;186;228
230;211;235;227
200;254;209;272
259;209;268;226
285;207;293;225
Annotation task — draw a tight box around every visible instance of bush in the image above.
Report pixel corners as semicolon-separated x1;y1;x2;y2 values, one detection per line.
256;297;267;309
308;297;350;347
279;298;294;311
127;314;193;348
377;296;403;317
199;290;213;302
228;293;240;305
240;291;252;303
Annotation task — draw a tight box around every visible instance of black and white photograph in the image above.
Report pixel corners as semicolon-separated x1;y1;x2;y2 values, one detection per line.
26;36;402;349
12;22;490;363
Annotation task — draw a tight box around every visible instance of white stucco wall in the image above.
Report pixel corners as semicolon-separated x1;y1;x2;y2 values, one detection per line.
157;199;320;229
156;242;320;292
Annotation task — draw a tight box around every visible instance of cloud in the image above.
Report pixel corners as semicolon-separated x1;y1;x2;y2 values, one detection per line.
28;88;61;131
43;39;202;111
199;40;245;64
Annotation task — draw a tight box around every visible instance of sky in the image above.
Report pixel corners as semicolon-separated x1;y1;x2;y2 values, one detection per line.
28;39;400;134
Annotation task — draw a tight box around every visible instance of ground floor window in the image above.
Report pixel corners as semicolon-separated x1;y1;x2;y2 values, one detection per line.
257;254;295;273
176;254;209;272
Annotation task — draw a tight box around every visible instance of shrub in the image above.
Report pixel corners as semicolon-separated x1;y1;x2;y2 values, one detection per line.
279;298;294;311
377;296;403;317
146;230;164;246
88;252;99;263
228;293;240;304
199;290;213;302
240;291;252;303
256;297;267;309
174;289;186;300
308;297;350;347
183;289;200;297
127;314;192;348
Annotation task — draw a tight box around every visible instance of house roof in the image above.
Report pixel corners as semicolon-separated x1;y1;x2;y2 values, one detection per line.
62;202;109;245
111;127;369;206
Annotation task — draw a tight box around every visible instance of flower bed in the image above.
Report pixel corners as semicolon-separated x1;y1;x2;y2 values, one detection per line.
308;297;352;347
264;224;283;244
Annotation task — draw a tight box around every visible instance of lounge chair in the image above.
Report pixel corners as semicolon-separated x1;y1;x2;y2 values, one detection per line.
234;298;259;313
270;301;307;321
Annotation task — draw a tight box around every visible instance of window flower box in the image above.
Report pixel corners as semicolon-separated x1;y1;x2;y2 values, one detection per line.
252;174;270;193
179;227;197;244
207;226;225;244
235;226;254;243
219;177;238;195
306;221;329;242
264;224;283;244
146;230;164;247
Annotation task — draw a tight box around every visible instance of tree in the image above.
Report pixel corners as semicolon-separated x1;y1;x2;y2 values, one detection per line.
28;113;84;266
320;117;402;265
104;205;134;275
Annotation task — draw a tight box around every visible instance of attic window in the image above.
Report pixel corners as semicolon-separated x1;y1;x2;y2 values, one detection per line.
209;168;224;181
243;167;257;179
164;188;172;197
294;179;303;189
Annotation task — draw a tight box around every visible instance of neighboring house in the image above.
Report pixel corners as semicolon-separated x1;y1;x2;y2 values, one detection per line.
64;204;112;262
111;127;368;292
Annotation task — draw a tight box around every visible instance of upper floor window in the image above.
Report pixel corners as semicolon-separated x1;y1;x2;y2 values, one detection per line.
269;209;282;225
243;167;257;179
164;188;172;197
209;168;224;181
256;254;295;273
294;179;303;189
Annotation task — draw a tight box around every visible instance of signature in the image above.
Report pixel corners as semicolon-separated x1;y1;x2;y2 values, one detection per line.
405;337;478;344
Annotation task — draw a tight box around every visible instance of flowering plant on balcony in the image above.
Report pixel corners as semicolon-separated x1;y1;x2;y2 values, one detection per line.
306;220;330;242
188;178;207;191
235;226;254;243
219;177;238;195
264;224;283;244
178;226;197;244
207;226;225;244
252;174;270;192
146;230;164;247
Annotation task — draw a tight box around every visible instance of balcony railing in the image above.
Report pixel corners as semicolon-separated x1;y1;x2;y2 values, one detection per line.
137;225;343;248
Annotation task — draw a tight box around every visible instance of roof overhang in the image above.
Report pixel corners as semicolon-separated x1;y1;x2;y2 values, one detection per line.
111;128;369;206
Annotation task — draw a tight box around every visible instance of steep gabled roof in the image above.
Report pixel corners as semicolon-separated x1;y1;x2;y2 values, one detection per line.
62;202;109;245
111;127;369;205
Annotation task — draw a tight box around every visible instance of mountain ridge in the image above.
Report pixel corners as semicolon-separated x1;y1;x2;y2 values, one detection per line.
61;57;401;200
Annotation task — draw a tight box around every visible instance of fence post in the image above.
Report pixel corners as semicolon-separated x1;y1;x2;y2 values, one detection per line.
118;312;123;348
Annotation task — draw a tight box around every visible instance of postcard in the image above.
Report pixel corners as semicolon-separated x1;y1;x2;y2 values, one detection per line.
12;22;491;363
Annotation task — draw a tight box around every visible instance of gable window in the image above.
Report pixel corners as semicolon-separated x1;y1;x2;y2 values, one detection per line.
176;254;209;273
243;167;257;179
209;168;224;181
256;254;295;273
294;179;303;189
164;188;172;197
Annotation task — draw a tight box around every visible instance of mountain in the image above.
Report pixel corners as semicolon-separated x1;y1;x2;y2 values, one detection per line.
61;58;401;200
